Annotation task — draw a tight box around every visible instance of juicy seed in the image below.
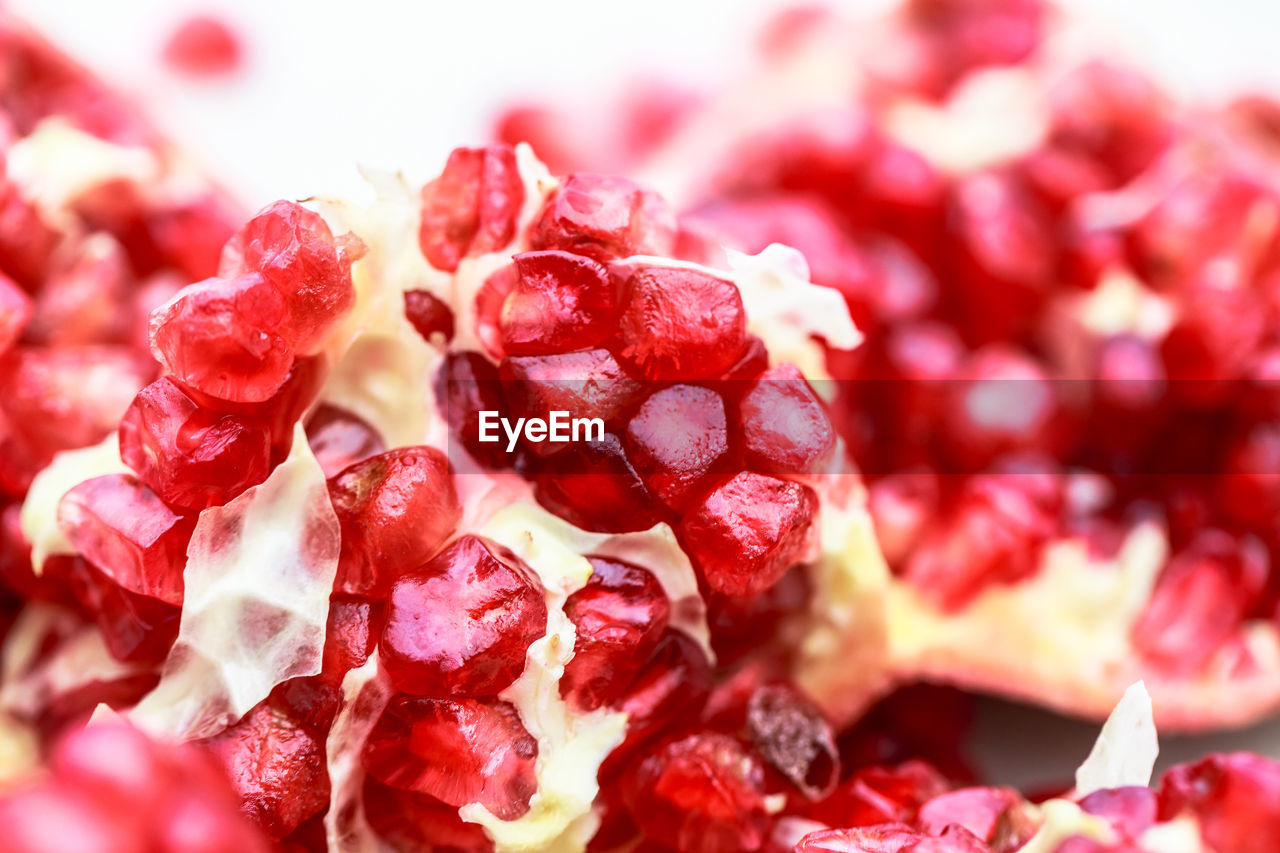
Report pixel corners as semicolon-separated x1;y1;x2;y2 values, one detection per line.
328;447;461;598
65;556;181;664
621;731;769;853
1158;752;1280;853
436;351;510;468
615;265;748;380
624;384;730;511
801;761;950;828
57;474;195;607
404;289;456;343
119;377;273;511
378;535;547;697
218;200;360;355
363;777;495;853
420;145;525;273
535;433;661;533
560;557;671;712
321;596;384;682
148;273;294;404
305;403;386;479
0;271;32;351
363;695;538;820
1133;530;1267;672
500;250;618;355
680;471;818;597
530;173;676;260
738;364;836;476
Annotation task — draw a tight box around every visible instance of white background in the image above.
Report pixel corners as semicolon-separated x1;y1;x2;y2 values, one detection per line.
14;0;1280;788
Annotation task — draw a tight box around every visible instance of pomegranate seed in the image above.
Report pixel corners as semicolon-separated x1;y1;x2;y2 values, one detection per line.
1132;530;1267;672
65;556;180;664
900;472;1059;610
147;195;240;282
363;777;495;853
328;447;461;598
624;384;730;511
680;472;818;597
200;679;338;838
404;289;456;343
363;695;538;820
321;595;383;681
739;364;836;476
622;731;769;853
706;566;811;664
561;556;671;711
0;178;59;290
941;347;1060;470
530;173;676;260
915;787;1023;842
802;761;950;828
304;403;385;479
0;344;154;456
162;14;243;77
0;270;32;351
149;273;294;404
747;683;840;800
379;535;547;697
615;265;747;380
499;250;619;355
1078;786;1157;840
500;348;644;456
119;377;273;511
436;351;511;468
536;433;661;533
218;200;359;354
420;145;525;273
26;234;131;347
1158;753;1280;853
57;474;195;607
605;630;714;774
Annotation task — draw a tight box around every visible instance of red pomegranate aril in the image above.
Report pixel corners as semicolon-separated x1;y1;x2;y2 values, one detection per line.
0;178;59;290
65;556;180;664
0;270;32;350
941;347;1060;471
1132;529;1267;672
0;344;154;455
561;556;671;712
915;787;1023;842
218;200;360;355
437;351;511;468
706;565;811;664
1078;786;1157;840
900;472;1058;610
162;14;243;77
149;272;294;404
320;595;383;681
500;348;644;456
739;364;836;476
606;630;714;774
680;472;818;597
1220;425;1280;531
803;761;950;828
363;695;538;820
869;473;940;566
499;250;619;355
615;265;748;380
304;403;385;479
404;289;456;343
420;145;525;273
57;474;195;607
379;534;546;697
363;777;495;853
536;432;662;533
200;683;335;839
530;173;676;261
1158;753;1280;853
26;234;131;348
147;195;241;282
119;376;273;512
622;731;769;853
624;384;730;511
328;447;460;598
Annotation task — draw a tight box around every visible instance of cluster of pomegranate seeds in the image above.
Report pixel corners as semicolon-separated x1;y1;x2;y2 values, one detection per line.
0;723;269;853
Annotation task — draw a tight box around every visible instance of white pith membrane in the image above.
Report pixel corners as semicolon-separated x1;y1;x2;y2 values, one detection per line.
609;5;1280;733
